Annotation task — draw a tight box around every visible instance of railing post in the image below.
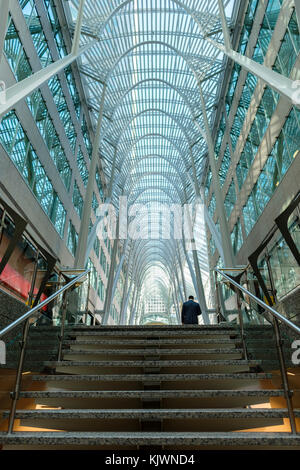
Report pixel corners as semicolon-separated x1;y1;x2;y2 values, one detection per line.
7;318;31;433
235;287;248;361
264;254;296;432
27;249;39;308
57;290;68;362
215;268;298;434
265;252;277;304
272;317;297;434
85;271;91;324
214;270;221;324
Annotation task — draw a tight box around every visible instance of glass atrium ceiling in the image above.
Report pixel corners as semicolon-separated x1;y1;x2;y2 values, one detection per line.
63;0;238;321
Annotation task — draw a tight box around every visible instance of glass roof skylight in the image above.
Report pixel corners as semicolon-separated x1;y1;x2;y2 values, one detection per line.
64;0;238;322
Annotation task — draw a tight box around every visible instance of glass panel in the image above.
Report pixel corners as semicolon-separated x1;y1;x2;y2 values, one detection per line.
0;111;65;236
67;221;78;256
73;182;84;218
219;145;231;187
27;89;72;190
224;180;236;219
231;218;243;255
43;0;67;58
4;17;32;81
20;0;53;67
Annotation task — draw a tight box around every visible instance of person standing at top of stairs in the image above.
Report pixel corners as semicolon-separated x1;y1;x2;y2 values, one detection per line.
181;296;202;325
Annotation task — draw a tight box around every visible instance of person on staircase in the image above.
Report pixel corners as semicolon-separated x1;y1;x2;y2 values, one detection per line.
181;295;202;325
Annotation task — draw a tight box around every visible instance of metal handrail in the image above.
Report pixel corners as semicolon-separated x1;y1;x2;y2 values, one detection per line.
215;268;300;336
3;268;90;434
0;269;90;339
215;267;299;434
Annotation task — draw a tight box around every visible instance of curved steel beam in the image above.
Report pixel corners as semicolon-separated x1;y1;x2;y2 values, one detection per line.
103;40;198;82
108;108;195;148
106;78;196;117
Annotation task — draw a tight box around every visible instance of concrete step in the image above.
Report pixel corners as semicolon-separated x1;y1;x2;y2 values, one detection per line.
28;325;238;334
62;348;244;356
72;325;239;331
62;338;242;346
30;372;273;382
43;359;261;368
2;408;298;420
16;389;285;399
63;331;241;338
0;431;300;448
41;359;261;375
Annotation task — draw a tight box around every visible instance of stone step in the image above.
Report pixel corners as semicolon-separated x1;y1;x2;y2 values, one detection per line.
16;389;285;399
2;408;298;420
62;338;242;346
71;325;239;331
30;372;273;382
28;325;238;334
43;359;261;368
63;331;241;337
0;431;299;447
30;323;273;330
62;348;244;356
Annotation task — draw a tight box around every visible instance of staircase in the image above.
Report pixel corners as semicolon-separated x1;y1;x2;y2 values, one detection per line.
1;324;300;450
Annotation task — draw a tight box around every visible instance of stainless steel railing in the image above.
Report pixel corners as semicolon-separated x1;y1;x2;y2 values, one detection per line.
215;268;300;434
0;269;90;338
215;269;300;336
0;268;90;433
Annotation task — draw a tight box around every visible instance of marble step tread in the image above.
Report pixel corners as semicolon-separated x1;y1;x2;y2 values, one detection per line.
31;325;237;331
62;348;243;356
31;372;273;382
27;331;244;340
43;359;261;367
16;389;285;399
2;408;298;420
62;339;242;345
62;331;241;338
70;325;273;331
0;431;299;447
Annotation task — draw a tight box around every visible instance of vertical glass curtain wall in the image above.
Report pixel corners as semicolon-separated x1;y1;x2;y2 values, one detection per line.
0;110;66;237
0;0;107;309
205;0;300;273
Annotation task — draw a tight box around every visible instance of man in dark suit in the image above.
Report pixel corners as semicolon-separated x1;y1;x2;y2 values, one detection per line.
181;295;201;325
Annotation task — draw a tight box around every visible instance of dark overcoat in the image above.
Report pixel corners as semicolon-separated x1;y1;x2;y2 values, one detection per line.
181;300;201;324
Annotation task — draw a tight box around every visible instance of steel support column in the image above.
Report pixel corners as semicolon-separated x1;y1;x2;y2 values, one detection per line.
174;263;184;304
129;284;140;325
102;228;119;325
0;0;9;63
217;0;232;51
71;0;86;55
182;238;210;325
176;244;188;300
183;192;209;323
199;193;225;264
75;83;107;268
128;285;138;325
109;238;129;309
84;148;119;264
171;287;180;324
120;275;133;325
196;83;235;267
172;274;180;312
296;0;300;30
